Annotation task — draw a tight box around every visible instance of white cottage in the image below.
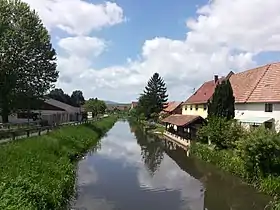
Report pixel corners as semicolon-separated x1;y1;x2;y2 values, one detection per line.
230;62;280;131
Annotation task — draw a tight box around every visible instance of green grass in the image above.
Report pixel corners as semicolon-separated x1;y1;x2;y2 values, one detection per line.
0;116;117;210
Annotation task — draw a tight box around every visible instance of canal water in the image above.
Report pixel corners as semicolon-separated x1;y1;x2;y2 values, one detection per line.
71;121;271;210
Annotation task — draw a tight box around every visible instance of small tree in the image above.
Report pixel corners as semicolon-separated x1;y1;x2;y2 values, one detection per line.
198;117;244;150
208;79;235;120
84;98;106;117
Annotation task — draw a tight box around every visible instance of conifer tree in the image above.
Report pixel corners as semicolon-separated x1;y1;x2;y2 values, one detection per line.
138;73;168;119
208;79;235;120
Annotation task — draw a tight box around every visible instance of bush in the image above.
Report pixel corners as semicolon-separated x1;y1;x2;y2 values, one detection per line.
236;127;280;178
0;116;117;209
198;117;244;149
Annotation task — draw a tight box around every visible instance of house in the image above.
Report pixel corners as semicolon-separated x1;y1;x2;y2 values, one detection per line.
162;101;183;115
230;62;280;131
180;62;280;131
162;114;206;140
182;72;233;118
0;98;82;125
130;101;138;109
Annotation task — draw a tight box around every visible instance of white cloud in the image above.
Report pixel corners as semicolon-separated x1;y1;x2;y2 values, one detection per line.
23;0;124;35
24;0;280;102
58;36;107;57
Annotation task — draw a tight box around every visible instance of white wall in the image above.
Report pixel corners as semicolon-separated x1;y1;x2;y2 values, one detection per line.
235;102;280;131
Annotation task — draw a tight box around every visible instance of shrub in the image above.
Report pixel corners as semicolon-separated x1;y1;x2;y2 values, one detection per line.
198;117;244;149
236;127;280;178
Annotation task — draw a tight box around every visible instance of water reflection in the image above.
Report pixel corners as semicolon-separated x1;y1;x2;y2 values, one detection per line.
72;121;271;210
134;127;164;176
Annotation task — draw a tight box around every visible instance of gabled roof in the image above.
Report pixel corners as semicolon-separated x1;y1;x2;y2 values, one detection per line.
163;101;182;112
230;62;280;103
45;98;80;113
184;77;225;105
162;114;204;126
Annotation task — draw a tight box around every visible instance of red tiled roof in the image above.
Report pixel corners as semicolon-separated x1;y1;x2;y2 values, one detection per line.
230;62;280;103
184;77;225;104
163;101;182;112
161;114;203;126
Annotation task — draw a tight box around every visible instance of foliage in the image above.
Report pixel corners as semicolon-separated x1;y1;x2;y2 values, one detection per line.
0;116;117;209
136;73;168;119
84;98;106;117
236;127;280;178
0;0;58;122
207;79;235;120
48;88;84;107
198;117;244;149
191;142;280;199
71;90;85;106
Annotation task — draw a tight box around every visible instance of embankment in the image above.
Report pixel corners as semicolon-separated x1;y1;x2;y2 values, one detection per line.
0;116;117;210
191;142;280;209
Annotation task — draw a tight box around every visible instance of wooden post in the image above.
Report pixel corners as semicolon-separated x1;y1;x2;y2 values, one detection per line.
27;130;30;137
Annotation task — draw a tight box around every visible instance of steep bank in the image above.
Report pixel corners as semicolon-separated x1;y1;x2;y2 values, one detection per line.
0;116;117;210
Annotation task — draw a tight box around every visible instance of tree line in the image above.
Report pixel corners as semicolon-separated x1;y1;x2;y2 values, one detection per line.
48;89;85;107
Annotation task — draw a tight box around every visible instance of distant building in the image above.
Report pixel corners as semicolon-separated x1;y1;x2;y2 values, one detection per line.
0;98;82;125
130;101;138;110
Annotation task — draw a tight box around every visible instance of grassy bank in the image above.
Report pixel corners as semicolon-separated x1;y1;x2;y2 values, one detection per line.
191;142;280;209
0;116;117;210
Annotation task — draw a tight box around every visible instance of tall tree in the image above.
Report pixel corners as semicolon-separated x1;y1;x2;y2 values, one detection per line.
0;0;58;122
139;73;168;119
71;90;85;107
208;79;235;120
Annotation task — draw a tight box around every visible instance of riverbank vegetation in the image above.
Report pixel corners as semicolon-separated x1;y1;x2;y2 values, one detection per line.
0;116;117;209
194;79;280;208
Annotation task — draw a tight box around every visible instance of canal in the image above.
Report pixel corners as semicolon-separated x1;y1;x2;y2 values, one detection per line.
71;121;271;210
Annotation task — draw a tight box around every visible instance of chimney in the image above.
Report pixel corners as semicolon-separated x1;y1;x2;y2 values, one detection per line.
214;75;218;83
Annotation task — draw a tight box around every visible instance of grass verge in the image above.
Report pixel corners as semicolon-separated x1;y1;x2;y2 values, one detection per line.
0;116;117;210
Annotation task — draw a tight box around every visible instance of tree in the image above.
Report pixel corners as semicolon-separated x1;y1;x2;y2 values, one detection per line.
48;88;77;107
138;73;168;119
71;90;85;107
0;0;58;122
84;98;106;117
208;79;235;120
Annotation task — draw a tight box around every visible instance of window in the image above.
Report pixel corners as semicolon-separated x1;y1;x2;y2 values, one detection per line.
203;104;207;110
185;106;187;111
195;105;198;110
265;103;273;112
190;105;193;110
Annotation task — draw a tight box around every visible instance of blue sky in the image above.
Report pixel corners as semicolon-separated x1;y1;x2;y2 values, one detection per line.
25;0;280;103
93;0;207;68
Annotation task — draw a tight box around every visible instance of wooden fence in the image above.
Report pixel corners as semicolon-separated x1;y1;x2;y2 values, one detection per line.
0;118;98;142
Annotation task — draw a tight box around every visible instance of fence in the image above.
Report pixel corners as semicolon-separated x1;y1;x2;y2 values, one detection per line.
0;118;97;142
